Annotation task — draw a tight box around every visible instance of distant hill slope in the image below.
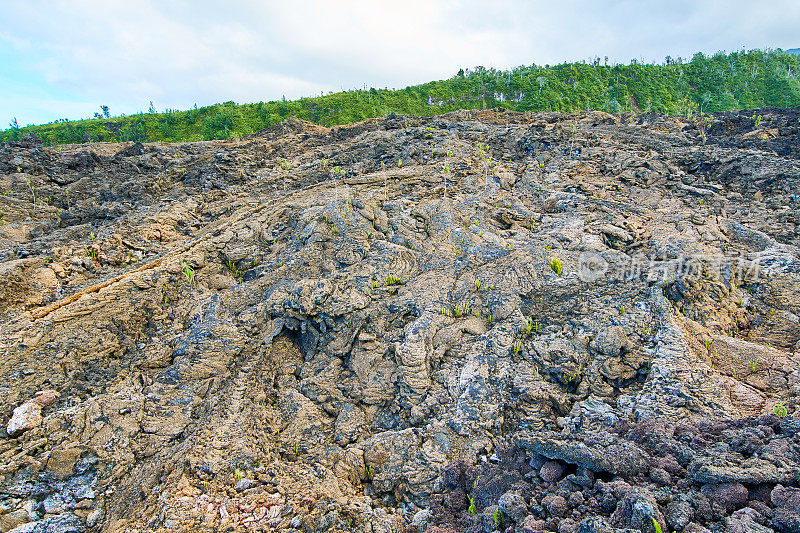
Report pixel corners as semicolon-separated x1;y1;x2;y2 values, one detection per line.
786;48;800;54
2;49;799;145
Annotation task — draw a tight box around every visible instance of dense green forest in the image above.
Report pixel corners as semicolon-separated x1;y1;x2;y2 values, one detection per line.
3;49;799;145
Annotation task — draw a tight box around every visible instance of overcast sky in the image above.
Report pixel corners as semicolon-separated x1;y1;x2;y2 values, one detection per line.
2;0;799;127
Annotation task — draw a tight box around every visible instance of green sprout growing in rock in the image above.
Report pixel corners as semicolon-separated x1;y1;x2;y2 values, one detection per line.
474;279;482;291
525;318;534;336
618;304;626;314
225;259;241;278
330;166;344;199
652;518;663;533
549;258;563;276
181;261;195;285
385;274;404;286
704;338;713;351
513;340;522;356
774;401;788;417
277;157;291;192
24;175;36;207
467;495;476;516
493;508;504;530
749;361;758;373
365;465;373;482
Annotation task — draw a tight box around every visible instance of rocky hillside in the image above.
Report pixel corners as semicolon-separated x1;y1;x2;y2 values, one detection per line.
0;108;799;533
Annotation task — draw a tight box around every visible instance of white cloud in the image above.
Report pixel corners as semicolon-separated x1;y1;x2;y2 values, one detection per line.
1;0;799;125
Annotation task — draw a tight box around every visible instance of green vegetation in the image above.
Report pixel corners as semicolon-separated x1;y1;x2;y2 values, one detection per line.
3;50;799;145
493;508;504;530
384;274;404;286
549;258;563;276
467;495;477;516
224;259;241;278
652;518;663;533
524;317;536;336
513;340;523;356
24;176;35;206
181;261;196;285
774;401;788;417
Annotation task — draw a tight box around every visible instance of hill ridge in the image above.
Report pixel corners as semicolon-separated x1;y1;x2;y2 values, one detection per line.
2;48;799;146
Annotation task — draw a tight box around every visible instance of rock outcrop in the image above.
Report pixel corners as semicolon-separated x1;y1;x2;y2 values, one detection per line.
0;108;799;532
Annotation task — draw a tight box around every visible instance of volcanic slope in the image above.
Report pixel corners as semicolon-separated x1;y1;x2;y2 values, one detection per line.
0;108;799;533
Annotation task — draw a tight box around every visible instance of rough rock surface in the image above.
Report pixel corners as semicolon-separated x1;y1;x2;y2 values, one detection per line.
0;108;799;532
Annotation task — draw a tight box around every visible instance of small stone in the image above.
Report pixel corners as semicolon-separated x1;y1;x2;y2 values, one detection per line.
206;274;235;290
43;494;66;514
666;500;694;531
590;326;626;356
410;509;432;532
7;402;43;437
771;485;800;514
498;491;528;522
74;499;93;510
558;518;578;533
46;447;83;478
234;478;258;492
522;515;547;532
649;467;671;486
542;494;568;517
701;482;748;512
0;508;30;531
334;404;366;445
577;517;614;533
540;460;566;483
568;491;585;508
773;508;800;533
86;508;104;528
31;389;59;407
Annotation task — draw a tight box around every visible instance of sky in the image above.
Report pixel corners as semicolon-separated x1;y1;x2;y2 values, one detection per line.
2;0;799;127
